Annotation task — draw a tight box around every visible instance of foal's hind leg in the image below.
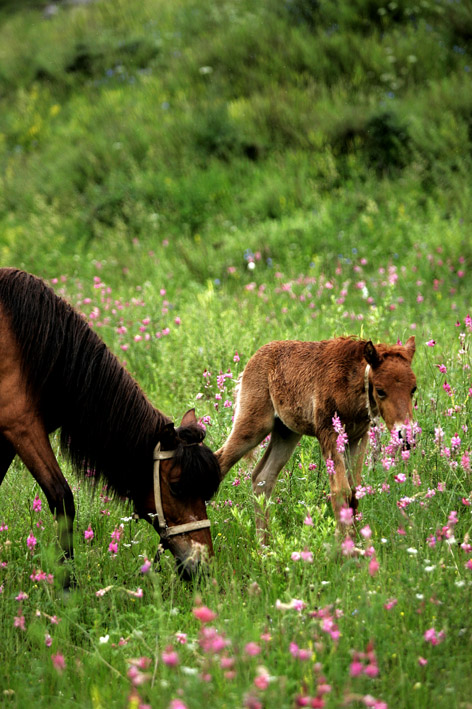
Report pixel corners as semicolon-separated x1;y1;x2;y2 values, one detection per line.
3;419;75;561
347;432;369;515
216;378;275;478
251;420;301;545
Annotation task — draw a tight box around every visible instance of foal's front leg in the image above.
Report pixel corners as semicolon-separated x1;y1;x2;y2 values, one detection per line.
319;430;353;530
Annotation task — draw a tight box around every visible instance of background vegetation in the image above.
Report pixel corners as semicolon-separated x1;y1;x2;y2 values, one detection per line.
0;0;471;707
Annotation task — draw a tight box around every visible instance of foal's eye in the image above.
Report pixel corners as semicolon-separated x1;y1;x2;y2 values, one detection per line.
376;388;386;399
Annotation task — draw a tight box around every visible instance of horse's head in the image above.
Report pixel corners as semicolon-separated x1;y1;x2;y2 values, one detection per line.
148;409;220;580
364;336;417;441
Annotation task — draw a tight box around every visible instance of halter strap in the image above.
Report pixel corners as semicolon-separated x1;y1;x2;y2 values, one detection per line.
152;442;211;539
364;364;378;425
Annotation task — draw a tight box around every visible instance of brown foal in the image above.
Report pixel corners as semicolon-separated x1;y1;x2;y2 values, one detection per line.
216;336;417;542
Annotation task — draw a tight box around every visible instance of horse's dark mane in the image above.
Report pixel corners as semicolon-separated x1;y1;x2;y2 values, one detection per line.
0;268;220;501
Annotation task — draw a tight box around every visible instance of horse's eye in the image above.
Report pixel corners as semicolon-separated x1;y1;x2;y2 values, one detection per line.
376;388;386;399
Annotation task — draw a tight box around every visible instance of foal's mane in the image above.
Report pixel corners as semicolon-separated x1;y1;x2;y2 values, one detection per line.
0;269;220;501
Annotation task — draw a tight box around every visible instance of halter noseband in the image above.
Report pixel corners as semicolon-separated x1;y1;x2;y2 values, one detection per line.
152;442;211;539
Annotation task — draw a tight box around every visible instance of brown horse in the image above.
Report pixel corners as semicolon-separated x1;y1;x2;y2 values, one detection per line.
216;337;416;541
0;268;220;580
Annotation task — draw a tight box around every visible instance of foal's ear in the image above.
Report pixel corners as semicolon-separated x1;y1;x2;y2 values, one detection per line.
180;408;197;427
403;335;416;361
364;340;381;368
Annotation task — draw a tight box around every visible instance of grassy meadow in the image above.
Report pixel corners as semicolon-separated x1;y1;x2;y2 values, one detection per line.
0;0;471;707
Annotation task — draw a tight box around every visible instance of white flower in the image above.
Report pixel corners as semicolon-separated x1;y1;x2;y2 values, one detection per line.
99;635;109;644
406;547;418;554
424;565;436;572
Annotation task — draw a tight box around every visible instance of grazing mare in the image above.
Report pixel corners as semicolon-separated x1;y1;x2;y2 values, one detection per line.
0;268;220;580
216;337;416;541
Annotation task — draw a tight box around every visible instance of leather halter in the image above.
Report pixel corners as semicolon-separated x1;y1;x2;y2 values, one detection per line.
153;442;211;539
364;364;379;425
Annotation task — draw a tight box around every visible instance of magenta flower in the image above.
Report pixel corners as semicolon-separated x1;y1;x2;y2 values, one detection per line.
424;627;445;645
193;605;217;623
84;525;94;541
14;614;26;631
418;656;428;666
26;532;37;551
360;525;372;539
326;458;335;476
339;506;354;525
51;652;66;673
32;495;42;512
244;642;261;657
368;558;380;577
426;339;436;347
169;701;188;709
350;660;363;677
45;633;53;647
140;558;152;574
108;542;118;554
383;598;397;611
162;646;179;666
304;514;314;526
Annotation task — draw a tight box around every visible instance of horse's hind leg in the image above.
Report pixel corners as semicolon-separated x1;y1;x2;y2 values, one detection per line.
3;419;75;561
251;420;301;545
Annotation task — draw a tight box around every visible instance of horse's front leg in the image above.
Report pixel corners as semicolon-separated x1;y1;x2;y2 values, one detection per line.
3;418;75;567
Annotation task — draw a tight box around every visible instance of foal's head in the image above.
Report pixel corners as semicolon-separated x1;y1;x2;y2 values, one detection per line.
143;409;220;580
364;336;417;437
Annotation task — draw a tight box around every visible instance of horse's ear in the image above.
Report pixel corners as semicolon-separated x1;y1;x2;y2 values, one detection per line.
364;340;381;368
180;408;197;427
404;335;416;361
160;422;177;447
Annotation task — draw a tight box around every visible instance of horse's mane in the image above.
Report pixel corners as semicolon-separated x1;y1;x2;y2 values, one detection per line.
0;269;220;501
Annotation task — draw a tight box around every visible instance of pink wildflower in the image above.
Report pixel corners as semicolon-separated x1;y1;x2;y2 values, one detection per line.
45;633;53;647
326;458;335;476
424;627;445;645
84;525;94;541
245;642;261;657
304;514;314;526
193;605;217;623
384;598;397;610
368;558;380;577
26;532;37;551
162;646;179;666
14;614;26;631
350;661;364;677
360;525;372;539
254;672;270;690
51;652;66;673
32;495;42;512
140;558;152;574
339;506;354;525
169;701;188;709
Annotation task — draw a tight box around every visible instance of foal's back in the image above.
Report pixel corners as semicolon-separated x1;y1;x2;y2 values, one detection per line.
239;338;367;437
